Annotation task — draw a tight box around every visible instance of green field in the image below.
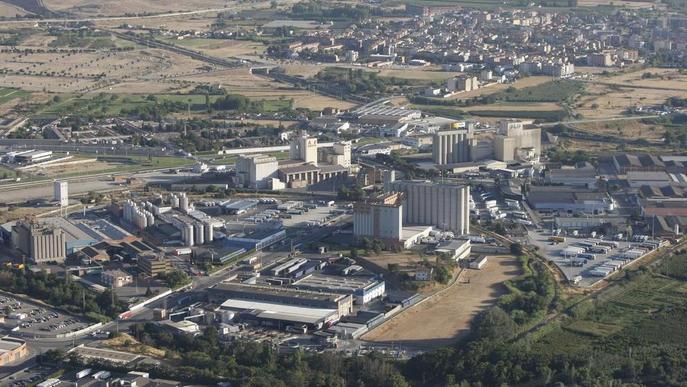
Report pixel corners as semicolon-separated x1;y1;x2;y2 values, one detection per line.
492;79;584;103
38;93;292;118
0;87;30;105
532;256;687;361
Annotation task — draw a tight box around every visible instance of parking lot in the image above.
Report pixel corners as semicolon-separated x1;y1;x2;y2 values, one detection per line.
527;230;658;287
0;294;91;337
0;365;54;387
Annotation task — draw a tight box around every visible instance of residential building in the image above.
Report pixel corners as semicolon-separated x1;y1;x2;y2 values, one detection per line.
587;52;613;67
138;254;169;277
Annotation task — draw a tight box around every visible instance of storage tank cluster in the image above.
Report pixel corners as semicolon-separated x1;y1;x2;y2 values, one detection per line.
170;192;190;213
123;200;154;230
172;216;214;247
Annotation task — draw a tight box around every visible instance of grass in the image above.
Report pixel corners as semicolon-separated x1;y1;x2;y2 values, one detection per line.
529;256;687;359
469;109;568;121
0;87;30;104
38;93;293;118
492;80;584;103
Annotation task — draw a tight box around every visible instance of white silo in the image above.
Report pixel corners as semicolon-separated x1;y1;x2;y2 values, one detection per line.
194;223;205;245
179;193;189;213
204;221;214;243
170;194;180;208
184;223;194;246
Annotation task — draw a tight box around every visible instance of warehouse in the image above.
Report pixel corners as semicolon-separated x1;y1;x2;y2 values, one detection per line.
219;298;339;330
527;186;615;214
434;239;471;260
12;150;52;164
224;199;258;215
225;229;286;251
292;274;386;304
208;283;353;318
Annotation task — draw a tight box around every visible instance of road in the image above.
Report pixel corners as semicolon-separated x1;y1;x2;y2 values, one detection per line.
0;169;199;203
539;114;662;127
0;8;231;25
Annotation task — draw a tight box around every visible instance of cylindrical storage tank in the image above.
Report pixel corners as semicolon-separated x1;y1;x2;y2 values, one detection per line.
171;194;180;208
146;212;155;227
194;223;204;245
204;223;214;243
180;195;189;212
184;224;194;246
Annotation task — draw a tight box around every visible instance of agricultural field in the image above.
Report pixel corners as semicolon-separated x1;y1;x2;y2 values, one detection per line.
0;2;26;17
0;86;29;104
159;37;266;60
530;253;687;366
41;0;230;16
364;255;522;348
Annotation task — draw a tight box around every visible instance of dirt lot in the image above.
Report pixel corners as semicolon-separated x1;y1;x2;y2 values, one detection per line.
0;2;26;17
446;76;552;100
363;255;522;348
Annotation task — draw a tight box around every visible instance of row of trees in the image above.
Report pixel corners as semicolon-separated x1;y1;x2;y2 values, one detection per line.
0;268;124;320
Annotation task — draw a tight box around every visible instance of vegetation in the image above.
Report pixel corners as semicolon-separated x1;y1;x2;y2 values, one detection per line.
157;270;191;290
0;268;124;320
316;68;418;97
469;109;568;122
491;80;584;103
291;1;402;21
48;29;116;49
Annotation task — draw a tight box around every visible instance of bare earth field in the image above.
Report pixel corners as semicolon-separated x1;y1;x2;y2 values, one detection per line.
463;102;562;112
165;38;266;60
578;0;661;8
363;255;522;348
42;0;231;16
575;120;664;142
0;2;25;17
447;76;551;100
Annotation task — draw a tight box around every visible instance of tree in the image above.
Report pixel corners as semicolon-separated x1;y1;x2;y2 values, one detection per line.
510;243;524;256
470;306;517;341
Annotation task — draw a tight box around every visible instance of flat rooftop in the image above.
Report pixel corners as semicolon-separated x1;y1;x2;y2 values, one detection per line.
212;282;346;303
0;337;24;354
68;345;141;364
292;273;381;293
220;298;337;325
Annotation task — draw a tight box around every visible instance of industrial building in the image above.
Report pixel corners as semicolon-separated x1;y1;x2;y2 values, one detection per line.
434;239;472;260
290;131;318;165
494;120;541;163
236;154;279;189
527;186;615;213
208;282;353;319
292;274;385;304
11;150;52;164
11;220;66;264
53;180;68;207
353;192;404;244
0;337;27;366
101;269;133;288
225;229;287;251
432;127;474;165
349;104;422;125
385;180;471;235
277;163;348;188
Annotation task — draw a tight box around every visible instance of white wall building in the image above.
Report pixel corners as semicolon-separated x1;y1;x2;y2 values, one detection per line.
290;131;318;166
432;127;474;165
353;192;404;243
53;181;68;207
236;154;279;189
494;120;541;163
385;181;470;235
